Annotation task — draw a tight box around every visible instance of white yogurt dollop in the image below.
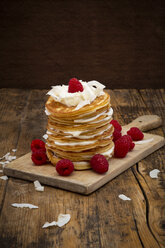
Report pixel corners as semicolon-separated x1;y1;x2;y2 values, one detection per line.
47;80;105;110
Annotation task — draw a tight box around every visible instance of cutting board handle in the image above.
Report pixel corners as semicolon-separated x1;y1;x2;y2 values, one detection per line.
123;115;162;132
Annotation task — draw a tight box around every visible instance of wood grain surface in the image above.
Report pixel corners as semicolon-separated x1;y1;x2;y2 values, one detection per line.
0;88;164;248
0;0;165;89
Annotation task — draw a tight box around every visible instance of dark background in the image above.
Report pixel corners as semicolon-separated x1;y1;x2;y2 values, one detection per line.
0;0;164;89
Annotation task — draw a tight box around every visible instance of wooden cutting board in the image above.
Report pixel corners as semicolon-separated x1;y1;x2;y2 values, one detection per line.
4;115;165;195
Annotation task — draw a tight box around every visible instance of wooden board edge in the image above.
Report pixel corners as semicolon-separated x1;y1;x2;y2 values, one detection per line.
3;167;89;195
85;136;165;195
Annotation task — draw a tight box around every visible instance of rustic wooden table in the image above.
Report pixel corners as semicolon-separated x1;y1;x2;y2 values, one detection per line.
0;88;164;248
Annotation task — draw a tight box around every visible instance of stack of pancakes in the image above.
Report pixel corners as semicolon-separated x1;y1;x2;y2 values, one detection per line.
45;91;114;170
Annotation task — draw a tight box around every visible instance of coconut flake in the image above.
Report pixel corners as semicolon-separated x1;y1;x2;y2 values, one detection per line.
75;100;90;110
149;169;160;178
36;186;44;192
43;134;48;140
0;151;17;164
45;108;51;116
56;214;71;227
12;149;17;152
46;131;53;135
0;161;9;168
42;221;57;229
11;203;38;209
87;80;105;90
0;175;8;180
34;180;41;188
118;194;131;201
42;214;71;228
134;138;154;145
6;155;16;162
0;152;10;160
0;161;9;165
34;180;44;192
0;152;16;162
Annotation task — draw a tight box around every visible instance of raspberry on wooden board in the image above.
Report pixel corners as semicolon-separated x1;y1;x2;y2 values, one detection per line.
90;154;109;174
114;137;129;158
127;127;144;141
56;159;74;176
122;135;135;151
31;150;47;165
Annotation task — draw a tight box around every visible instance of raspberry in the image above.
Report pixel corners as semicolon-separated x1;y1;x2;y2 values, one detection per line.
56;159;74;176
113;129;122;142
68;78;84;93
127;127;144;141
110;120;122;132
114;137;129;158
90;154;109;174
31;139;46;153
31;150;47;165
122;135;135;151
130;142;135;150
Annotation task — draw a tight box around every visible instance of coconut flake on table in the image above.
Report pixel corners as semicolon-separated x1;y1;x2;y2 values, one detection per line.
34;180;44;192
11;203;38;209
134;138;154;145
6;155;16;162
0;152;10;160
0;161;9;169
0;152;16;162
0;161;9;165
149;169;160;178
0;175;8;180
42;214;71;228
1;162;9;169
118;194;131;201
12;149;17;152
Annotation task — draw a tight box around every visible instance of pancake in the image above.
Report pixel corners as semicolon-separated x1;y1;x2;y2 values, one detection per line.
47;123;112;139
47;136;113;152
47;117;113;133
46;92;110;118
48;107;112;125
46;124;114;141
45;80;114;170
46;142;114;161
46;143;114;170
46;151;92;170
